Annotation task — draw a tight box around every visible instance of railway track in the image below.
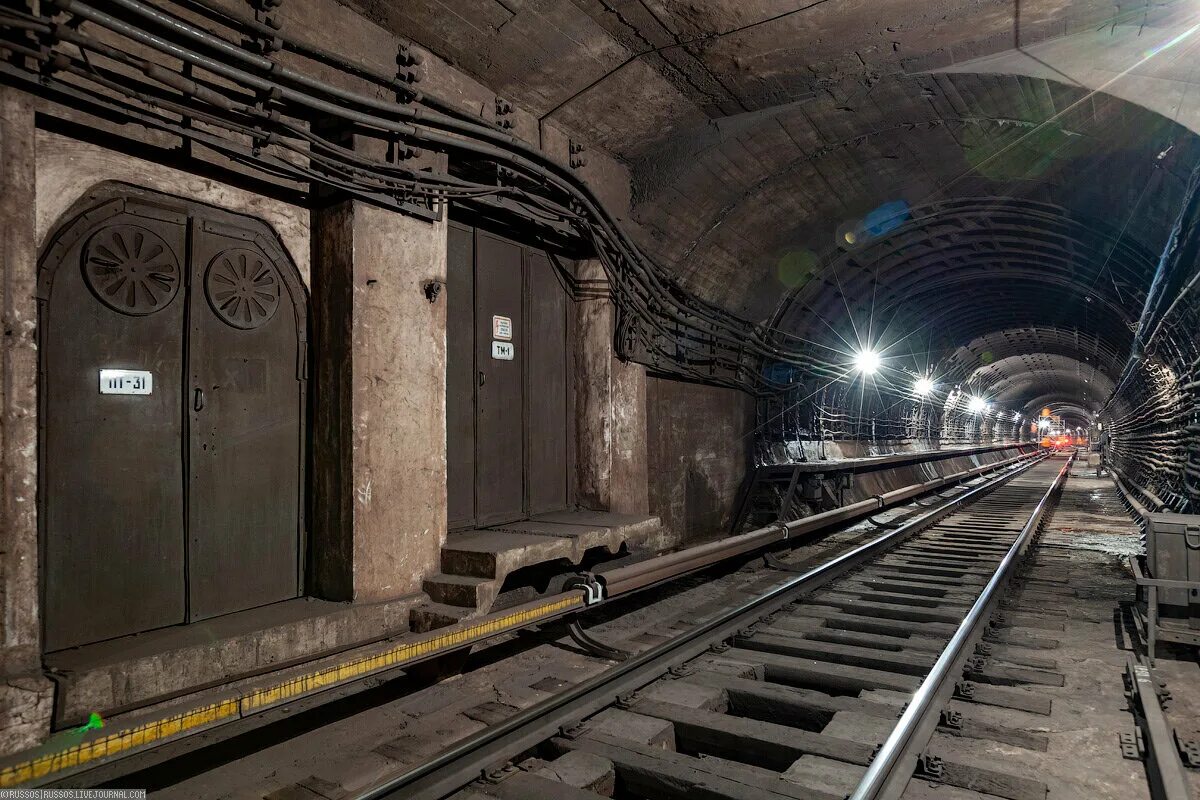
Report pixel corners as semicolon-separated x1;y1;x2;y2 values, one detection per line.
355;453;1071;800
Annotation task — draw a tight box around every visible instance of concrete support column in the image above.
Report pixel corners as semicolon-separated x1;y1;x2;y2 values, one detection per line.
312;200;448;602
574;260;649;514
0;87;54;755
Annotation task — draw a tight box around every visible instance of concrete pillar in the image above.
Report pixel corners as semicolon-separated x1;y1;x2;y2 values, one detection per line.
0;86;54;755
573;260;649;514
312;200;448;602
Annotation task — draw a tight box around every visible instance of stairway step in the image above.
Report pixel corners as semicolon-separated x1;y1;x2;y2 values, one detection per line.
423;573;496;609
409;601;478;633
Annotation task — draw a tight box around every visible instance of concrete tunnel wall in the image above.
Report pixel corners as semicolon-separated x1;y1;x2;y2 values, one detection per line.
0;0;759;753
5;0;1200;763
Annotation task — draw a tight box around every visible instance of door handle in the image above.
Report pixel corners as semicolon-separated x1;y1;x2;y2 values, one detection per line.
478;370;485;388
193;387;205;412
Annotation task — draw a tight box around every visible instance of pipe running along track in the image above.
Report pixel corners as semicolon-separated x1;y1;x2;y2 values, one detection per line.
354;453;1070;800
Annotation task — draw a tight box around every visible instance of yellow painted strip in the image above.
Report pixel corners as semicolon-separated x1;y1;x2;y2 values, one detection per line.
0;594;584;787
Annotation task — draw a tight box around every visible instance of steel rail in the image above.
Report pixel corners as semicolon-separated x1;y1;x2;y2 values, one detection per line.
354;453;1048;800
0;449;1036;790
1125;658;1193;800
848;454;1072;800
602;448;1040;596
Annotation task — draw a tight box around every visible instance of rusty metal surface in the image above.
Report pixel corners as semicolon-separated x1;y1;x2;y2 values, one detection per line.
42;200;190;651
525;249;570;517
472;231;525;527
449;226;572;530
185;218;304;621
40;189;306;649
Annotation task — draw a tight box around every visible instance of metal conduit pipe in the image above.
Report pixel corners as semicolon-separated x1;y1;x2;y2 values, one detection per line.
11;0;948;393
356;452;1047;800
602;449;1038;596
35;0;800;368
849;455;1071;800
1109;461;1162;516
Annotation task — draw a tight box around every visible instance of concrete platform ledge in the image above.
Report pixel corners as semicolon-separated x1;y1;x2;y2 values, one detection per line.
414;510;664;631
44;593;424;728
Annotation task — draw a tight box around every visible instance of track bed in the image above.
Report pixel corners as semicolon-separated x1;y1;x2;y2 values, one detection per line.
361;456;1074;800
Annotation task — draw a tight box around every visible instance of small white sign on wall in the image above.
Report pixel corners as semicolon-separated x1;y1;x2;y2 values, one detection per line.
99;369;153;395
491;341;515;361
492;315;513;341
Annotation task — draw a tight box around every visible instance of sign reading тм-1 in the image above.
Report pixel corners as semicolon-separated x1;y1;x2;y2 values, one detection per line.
491;341;515;361
492;315;513;341
99;368;153;395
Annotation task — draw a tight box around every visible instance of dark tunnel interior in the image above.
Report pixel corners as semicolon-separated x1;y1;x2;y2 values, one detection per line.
362;0;1200;513
7;0;1200;791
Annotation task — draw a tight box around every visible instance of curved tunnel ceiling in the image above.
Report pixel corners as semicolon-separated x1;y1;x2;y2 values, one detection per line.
941;329;1123;385
965;353;1111;408
386;1;1200;420
630;72;1200;417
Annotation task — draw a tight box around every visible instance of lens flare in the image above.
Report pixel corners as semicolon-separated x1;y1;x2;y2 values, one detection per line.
854;349;881;374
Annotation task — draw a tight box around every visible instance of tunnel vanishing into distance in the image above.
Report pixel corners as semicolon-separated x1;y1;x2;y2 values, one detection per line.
4;0;1200;795
363;0;1200;514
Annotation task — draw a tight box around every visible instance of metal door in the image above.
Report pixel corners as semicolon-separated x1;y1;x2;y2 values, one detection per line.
526;251;570;514
41;191;306;650
446;224;476;528
474;232;525;525
187;220;303;620
42;201;189;651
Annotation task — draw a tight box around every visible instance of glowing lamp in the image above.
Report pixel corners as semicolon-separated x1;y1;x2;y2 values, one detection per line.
854;349;881;375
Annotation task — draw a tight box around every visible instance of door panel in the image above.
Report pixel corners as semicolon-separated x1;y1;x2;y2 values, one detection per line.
473;232;525;525
526;251;570;515
446;224;476;529
43;212;189;651
186;222;302;620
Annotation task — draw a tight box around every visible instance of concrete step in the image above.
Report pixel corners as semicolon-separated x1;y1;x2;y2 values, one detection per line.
441;531;577;579
410;601;477;633
423;573;497;609
422;512;665;632
441;512;665;583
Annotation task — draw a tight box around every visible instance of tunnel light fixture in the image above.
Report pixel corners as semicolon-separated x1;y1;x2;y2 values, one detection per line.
854;349;881;375
968;396;987;414
913;376;934;396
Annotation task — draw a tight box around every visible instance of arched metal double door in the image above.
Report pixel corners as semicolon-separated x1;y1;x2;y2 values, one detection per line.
40;187;307;651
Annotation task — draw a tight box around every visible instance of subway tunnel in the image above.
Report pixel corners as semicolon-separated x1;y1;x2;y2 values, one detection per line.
2;0;1200;797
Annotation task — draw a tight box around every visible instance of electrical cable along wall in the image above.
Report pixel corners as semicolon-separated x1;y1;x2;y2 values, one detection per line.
6;0;1200;507
750;166;1200;468
752;376;1032;469
1101;165;1200;512
0;0;826;394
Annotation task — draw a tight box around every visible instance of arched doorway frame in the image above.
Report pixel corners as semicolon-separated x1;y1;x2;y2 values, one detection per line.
36;181;310;651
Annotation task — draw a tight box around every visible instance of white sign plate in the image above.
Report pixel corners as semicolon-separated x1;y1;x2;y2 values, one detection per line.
99;369;153;395
491;341;515;361
492;315;513;341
